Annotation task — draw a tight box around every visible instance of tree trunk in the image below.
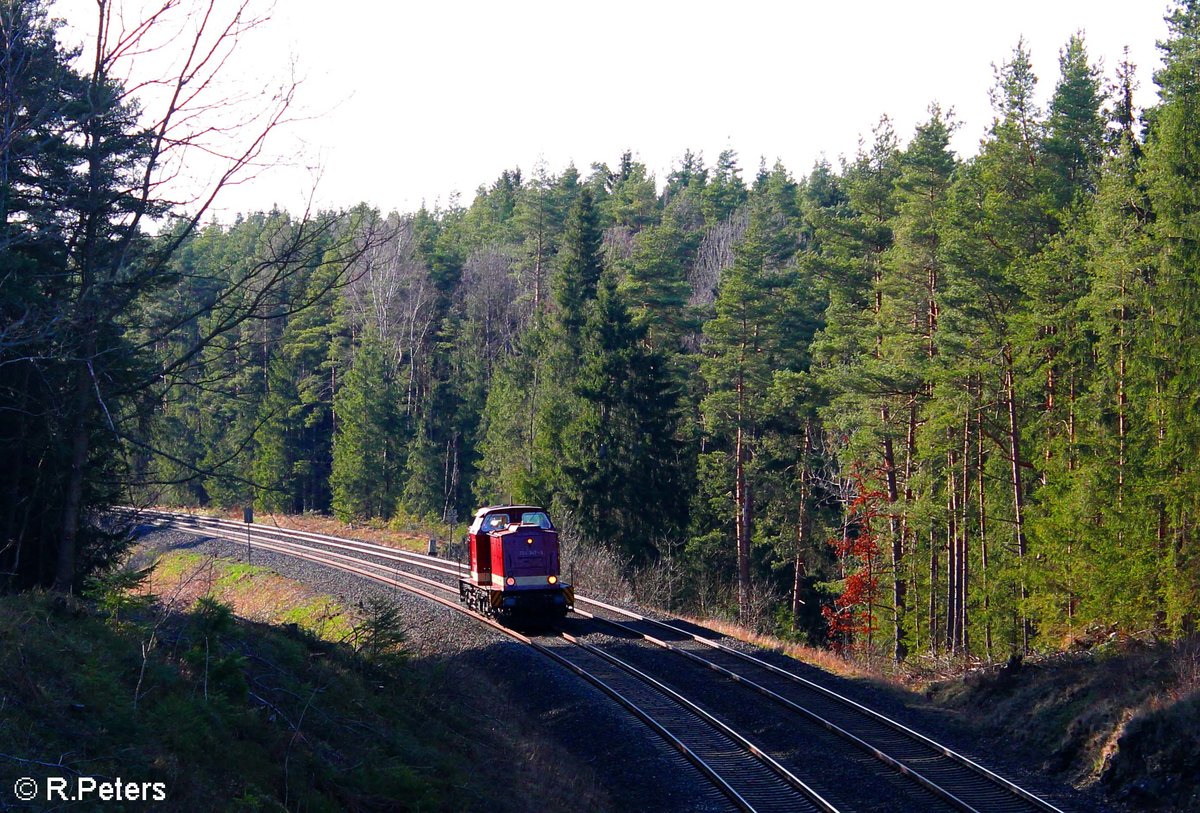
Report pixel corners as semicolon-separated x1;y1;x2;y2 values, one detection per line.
960;407;971;653
1;365;32;586
929;524;939;654
1044;330;1056;485
533;231;544;316
1004;347;1030;652
527;363;538;476
946;445;959;652
902;396;918;657
55;362;93;592
791;421;812;623
881;406;906;661
54;54;106;591
1118;282;1127;504
735;420;751;621
978;394;992;661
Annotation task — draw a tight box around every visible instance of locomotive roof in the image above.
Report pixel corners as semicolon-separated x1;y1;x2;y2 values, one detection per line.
473;505;547;517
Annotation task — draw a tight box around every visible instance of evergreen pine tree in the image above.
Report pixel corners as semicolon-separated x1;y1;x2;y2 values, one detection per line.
331;331;402;521
1044;34;1107;207
701;189;803;620
1140;0;1200;631
553;188;604;341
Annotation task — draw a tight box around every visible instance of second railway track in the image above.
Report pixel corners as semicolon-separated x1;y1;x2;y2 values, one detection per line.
573;601;1071;813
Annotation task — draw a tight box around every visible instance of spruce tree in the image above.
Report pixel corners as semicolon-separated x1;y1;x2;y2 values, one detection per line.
252;354;300;513
400;421;444;518
331;331;401;521
620;222;696;351
561;274;685;557
604;152;660;230
702;149;749;225
553;188;604;341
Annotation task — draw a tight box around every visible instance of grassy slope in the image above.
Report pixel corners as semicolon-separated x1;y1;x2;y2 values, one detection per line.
925;641;1200;811
0;552;608;812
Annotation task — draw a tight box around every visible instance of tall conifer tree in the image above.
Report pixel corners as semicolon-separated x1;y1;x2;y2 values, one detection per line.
1141;0;1200;631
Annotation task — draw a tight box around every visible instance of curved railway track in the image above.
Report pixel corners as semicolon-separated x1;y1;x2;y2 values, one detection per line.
572;602;1067;813
123;508;831;813
125;508;1075;813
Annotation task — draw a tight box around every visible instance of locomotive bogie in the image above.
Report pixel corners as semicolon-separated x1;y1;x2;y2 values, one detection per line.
458;579;573;618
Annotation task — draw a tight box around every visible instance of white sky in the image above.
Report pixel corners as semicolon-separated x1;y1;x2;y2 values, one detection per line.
51;0;1173;220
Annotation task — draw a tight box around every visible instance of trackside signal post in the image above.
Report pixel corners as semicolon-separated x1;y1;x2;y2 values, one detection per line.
244;506;253;564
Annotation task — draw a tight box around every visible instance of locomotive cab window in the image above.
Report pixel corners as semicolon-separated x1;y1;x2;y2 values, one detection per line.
483;513;510;532
519;511;552;529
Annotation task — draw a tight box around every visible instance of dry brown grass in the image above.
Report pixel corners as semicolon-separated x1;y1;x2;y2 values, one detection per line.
681;615;870;679
258;511;441;553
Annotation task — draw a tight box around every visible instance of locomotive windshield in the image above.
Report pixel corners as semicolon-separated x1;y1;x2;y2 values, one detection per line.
482;513;510;532
468;506;554;535
519;511;552;529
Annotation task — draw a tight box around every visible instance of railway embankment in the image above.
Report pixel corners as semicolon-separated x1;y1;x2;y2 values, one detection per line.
925;639;1200;811
663;610;1200;811
10;512;1191;811
0;554;611;812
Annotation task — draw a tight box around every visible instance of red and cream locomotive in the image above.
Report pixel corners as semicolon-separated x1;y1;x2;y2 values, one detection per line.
457;505;573;619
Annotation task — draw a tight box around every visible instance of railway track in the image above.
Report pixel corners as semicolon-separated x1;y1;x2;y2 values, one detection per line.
123;508;832;813
571;603;1068;813
124;508;1075;813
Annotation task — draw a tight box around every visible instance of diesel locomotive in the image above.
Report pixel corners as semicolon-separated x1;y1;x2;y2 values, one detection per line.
457;505;573;619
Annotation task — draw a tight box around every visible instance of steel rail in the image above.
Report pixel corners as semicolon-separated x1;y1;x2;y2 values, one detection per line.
130;509;840;813
573;597;1066;813
573;604;979;812
133;509;964;811
123;508;1073;812
559;631;836;812
126;507;1064;811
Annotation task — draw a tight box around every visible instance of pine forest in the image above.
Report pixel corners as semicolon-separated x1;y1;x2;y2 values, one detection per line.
6;0;1200;665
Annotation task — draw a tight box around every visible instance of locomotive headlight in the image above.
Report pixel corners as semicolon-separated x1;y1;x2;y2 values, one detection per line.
526;538;533;545
548;576;558;585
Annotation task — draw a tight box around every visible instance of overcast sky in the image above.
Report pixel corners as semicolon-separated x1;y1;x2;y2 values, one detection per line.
51;0;1174;219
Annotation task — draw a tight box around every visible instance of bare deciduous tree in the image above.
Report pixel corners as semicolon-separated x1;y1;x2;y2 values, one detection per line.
689;208;748;308
0;0;376;590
